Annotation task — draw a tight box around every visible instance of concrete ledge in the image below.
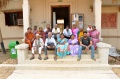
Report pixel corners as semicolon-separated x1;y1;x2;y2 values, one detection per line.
97;42;111;64
97;42;111;48
15;43;29;64
15;43;29;50
99;38;103;42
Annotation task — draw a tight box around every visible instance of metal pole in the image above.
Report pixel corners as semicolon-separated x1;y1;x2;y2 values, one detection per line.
0;28;6;54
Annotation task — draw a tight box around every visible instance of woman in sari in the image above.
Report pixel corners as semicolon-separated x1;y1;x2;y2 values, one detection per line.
57;33;70;58
72;24;79;39
37;27;45;42
90;26;100;49
77;28;84;43
68;34;79;56
25;27;35;50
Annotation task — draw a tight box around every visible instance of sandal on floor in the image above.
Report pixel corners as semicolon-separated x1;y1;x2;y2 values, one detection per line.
92;58;96;61
54;56;57;61
77;57;81;61
44;57;48;60
30;56;34;60
38;56;42;60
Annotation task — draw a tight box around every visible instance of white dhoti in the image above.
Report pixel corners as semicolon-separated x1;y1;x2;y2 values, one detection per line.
32;47;43;54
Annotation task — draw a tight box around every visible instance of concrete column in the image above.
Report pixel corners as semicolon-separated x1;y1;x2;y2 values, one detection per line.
23;0;30;38
15;44;29;64
94;0;102;38
97;42;111;64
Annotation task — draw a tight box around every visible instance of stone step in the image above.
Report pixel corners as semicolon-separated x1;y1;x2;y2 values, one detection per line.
7;70;120;79
27;53;99;59
16;64;111;70
24;59;100;64
25;54;99;64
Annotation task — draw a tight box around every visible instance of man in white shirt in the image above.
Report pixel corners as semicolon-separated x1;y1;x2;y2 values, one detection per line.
44;32;57;61
63;26;72;39
52;24;60;40
30;34;44;60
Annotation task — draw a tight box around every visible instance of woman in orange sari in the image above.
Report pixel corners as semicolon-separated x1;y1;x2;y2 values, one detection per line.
37;27;45;42
25;27;35;50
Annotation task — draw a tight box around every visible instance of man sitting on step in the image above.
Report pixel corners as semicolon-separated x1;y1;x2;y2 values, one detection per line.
77;31;96;61
44;32;57;61
30;34;44;60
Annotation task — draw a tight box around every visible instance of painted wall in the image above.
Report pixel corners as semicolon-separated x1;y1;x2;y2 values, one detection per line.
29;0;94;29
29;0;45;28
102;6;120;50
0;0;23;49
0;0;120;49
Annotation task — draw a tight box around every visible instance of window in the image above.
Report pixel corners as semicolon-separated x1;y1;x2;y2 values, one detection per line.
4;11;23;26
57;19;64;24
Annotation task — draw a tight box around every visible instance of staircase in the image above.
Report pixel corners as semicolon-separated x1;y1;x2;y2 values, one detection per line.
7;43;120;79
15;50;111;70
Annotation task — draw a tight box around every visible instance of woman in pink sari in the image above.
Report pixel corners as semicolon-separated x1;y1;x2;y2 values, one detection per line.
90;26;100;49
72;24;79;39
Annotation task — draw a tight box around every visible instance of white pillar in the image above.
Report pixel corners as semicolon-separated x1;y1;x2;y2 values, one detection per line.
97;42;111;64
94;0;102;38
23;0;30;38
15;44;29;64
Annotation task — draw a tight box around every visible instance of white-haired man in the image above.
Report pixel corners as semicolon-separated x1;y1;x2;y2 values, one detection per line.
87;24;92;32
30;34;44;60
44;32;57;61
52;24;60;40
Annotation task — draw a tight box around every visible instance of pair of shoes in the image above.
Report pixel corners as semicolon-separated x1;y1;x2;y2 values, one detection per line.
77;57;81;61
92;58;96;61
54;56;57;61
44;57;48;60
30;56;34;60
38;56;42;60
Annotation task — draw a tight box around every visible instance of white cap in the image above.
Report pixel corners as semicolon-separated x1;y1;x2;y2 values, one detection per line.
36;34;39;36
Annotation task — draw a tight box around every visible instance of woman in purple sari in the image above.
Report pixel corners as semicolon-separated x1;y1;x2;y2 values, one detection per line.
90;26;100;49
68;34;79;56
72;24;79;39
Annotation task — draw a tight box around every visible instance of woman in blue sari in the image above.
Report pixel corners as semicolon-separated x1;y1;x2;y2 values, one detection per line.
57;33;70;58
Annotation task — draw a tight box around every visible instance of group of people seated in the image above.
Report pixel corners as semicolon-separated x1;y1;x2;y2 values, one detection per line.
25;24;100;61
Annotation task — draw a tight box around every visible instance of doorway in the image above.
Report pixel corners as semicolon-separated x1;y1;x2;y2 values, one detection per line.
51;5;70;31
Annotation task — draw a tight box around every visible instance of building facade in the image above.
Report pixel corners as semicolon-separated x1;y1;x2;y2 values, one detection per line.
0;0;120;49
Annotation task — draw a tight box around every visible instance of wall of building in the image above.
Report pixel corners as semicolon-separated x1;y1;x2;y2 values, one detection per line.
29;0;94;29
0;0;23;49
102;6;120;50
77;0;94;29
0;0;120;50
29;0;45;28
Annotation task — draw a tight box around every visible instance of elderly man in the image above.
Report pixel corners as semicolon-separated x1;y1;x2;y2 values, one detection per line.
63;25;72;39
44;32;57;61
77;31;96;61
87;24;92;32
52;24;60;40
30;34;44;60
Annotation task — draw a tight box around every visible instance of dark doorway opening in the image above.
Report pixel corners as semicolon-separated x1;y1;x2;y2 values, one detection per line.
51;5;70;29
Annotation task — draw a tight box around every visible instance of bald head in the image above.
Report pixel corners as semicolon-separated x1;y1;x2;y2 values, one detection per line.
54;24;58;29
48;32;52;38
